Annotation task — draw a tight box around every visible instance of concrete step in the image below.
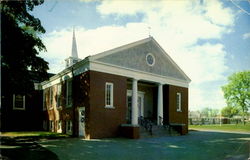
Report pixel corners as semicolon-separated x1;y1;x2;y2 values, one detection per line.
139;125;180;138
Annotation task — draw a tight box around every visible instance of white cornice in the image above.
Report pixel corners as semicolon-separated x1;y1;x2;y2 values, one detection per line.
90;60;190;88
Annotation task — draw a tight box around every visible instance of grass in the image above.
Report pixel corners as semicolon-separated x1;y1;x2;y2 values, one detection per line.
189;123;250;133
0;131;69;138
0;131;69;160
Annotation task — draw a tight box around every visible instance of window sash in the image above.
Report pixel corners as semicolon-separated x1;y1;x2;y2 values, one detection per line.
13;94;25;110
176;93;182;112
66;79;72;107
43;90;46;110
66;121;72;132
49;87;53;109
57;84;62;108
105;83;113;107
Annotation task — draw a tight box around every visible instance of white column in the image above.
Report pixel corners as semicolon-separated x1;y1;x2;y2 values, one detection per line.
131;79;138;125
157;83;163;125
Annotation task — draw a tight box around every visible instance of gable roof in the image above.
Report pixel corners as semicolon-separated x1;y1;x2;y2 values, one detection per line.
90;37;191;83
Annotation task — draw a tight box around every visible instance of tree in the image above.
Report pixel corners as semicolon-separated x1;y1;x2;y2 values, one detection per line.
221;106;239;118
222;71;250;124
1;0;49;96
200;107;219;118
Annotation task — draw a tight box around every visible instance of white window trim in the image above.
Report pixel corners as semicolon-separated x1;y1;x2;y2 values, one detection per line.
66;120;72;134
50;120;54;132
49;87;53;110
177;92;182;112
57;83;62;108
127;90;145;117
13;94;25;110
43;120;48;130
66;79;73;107
146;53;155;66
57;120;62;133
43;90;46;111
105;82;114;108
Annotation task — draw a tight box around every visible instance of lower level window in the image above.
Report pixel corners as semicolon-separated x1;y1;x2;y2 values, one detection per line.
105;82;114;108
50;121;54;132
176;92;182;112
13;94;25;110
66;121;72;133
43;120;48;130
57;120;62;133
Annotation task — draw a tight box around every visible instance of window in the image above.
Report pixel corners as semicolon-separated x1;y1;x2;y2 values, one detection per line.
57;120;62;133
146;53;155;66
49;87;53;109
105;82;114;108
49;120;54;132
176;92;182;112
43;120;47;130
57;84;62;108
66;79;72;107
66;120;72;134
43;90;46;110
13;94;25;110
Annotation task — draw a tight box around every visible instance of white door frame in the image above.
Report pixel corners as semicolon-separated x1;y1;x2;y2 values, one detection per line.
127;90;145;118
78;107;85;137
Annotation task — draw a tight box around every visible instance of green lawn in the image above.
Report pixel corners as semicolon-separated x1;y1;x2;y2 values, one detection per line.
0;131;69;138
189;124;250;133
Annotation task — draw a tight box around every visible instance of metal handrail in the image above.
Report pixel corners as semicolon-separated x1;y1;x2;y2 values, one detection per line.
139;116;153;135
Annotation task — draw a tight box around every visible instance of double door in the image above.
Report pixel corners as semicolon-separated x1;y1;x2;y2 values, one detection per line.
126;91;144;123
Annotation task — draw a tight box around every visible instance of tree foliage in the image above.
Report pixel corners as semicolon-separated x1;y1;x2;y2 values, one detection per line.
1;0;49;95
222;71;250;119
221;106;239;118
200;107;219;118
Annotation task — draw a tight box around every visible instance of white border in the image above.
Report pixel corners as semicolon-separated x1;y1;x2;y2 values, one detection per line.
176;92;182;112
13;94;25;110
146;53;155;66
105;82;114;108
90;61;189;88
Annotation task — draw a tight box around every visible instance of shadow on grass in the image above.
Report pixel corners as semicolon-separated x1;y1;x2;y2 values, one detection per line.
1;136;60;160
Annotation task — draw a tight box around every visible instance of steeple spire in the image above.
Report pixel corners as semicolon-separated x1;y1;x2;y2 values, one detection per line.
71;27;78;58
65;27;81;68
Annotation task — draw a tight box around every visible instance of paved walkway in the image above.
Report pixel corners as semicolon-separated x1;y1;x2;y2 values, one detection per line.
39;131;250;160
1;131;250;160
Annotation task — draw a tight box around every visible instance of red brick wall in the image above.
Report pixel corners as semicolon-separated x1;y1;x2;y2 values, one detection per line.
89;71;127;139
163;85;188;134
43;72;90;136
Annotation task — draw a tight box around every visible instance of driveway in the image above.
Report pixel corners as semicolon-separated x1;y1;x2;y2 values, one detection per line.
1;131;250;160
39;131;250;160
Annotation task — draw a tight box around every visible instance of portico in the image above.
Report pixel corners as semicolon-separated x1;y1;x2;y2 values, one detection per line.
128;78;164;126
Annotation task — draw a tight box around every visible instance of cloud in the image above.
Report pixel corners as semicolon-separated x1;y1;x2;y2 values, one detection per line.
41;0;235;110
243;32;250;39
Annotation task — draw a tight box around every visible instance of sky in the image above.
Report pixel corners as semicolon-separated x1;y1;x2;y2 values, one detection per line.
31;0;250;111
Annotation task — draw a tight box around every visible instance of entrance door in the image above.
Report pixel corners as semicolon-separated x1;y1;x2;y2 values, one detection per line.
78;107;85;137
126;90;144;123
138;94;144;117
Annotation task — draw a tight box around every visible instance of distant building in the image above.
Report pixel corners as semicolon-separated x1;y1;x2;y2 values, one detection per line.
1;71;54;131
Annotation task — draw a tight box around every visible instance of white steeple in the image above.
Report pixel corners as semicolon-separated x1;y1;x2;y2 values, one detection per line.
65;27;81;68
71;27;78;58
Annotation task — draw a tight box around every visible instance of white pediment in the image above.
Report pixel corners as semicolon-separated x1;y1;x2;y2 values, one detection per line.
90;37;191;83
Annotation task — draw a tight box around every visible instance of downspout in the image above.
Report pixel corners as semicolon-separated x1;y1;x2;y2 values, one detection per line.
71;66;77;137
